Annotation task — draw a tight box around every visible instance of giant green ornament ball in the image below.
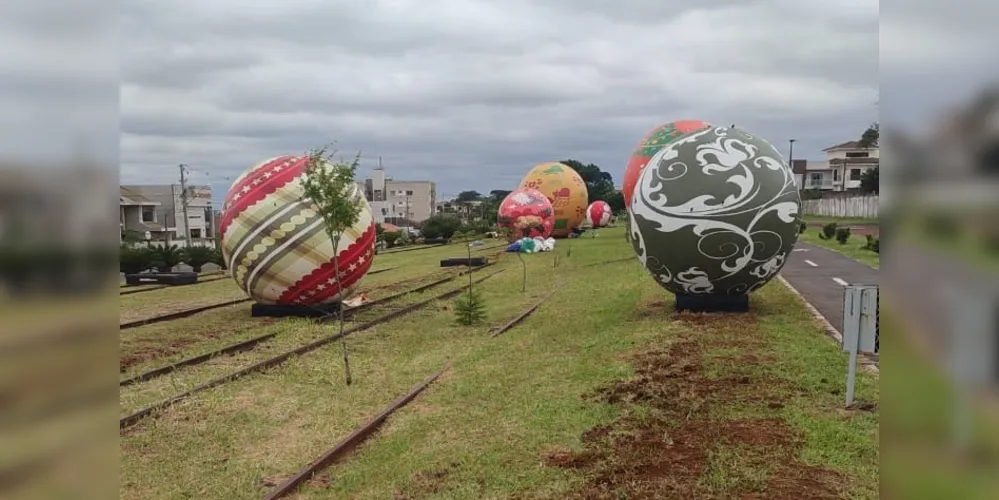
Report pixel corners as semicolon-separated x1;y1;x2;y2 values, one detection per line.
627;123;801;296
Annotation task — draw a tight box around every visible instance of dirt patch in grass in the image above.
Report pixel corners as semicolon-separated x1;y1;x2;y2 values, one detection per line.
395;462;462;499
547;330;845;499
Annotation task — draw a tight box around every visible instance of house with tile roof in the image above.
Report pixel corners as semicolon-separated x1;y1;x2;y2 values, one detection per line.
801;140;879;192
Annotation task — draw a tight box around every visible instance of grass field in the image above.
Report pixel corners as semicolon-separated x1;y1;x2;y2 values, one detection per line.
803;216;878;225
120;228;878;499
798;230;880;269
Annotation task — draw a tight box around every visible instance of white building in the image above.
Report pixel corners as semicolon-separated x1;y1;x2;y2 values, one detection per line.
357;163;436;225
802;141;879;192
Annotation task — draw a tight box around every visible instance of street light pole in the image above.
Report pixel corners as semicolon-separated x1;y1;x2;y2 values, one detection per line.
788;139;796;167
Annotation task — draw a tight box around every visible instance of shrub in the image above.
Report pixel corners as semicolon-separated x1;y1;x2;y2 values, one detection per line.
835;227;851;244
210;247;228;270
182;245;215;273
864;234;880;253
153;244;183;271
120;245;156;274
381;231;402;248
819;222;838;240
454;290;486;325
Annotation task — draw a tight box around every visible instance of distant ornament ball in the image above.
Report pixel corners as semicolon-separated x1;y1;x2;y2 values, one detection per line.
517;162;589;238
628;124;801;296
496;188;554;241
586;200;612;228
219;155;377;305
622;120;713;207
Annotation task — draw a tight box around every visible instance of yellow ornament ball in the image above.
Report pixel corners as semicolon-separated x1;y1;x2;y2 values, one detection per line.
518;162;589;238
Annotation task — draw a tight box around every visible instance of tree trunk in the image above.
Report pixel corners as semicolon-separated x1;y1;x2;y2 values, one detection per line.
517;252;526;292
467;239;473;297
332;235;352;386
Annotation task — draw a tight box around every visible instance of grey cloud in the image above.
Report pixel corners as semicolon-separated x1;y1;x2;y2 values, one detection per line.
115;0;880;203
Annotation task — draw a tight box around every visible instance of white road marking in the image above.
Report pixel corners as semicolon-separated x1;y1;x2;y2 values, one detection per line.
793;249;810;252
832;277;849;286
804;260;818;267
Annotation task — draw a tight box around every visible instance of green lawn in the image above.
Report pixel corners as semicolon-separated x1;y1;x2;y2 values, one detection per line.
120;227;879;499
799;230;880;269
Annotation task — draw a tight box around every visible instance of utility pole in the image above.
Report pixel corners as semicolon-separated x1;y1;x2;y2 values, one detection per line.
179;164;193;247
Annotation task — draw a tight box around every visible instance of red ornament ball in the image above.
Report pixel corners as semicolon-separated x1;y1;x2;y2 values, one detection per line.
586;200;612;228
622;120;713;207
496;188;554;241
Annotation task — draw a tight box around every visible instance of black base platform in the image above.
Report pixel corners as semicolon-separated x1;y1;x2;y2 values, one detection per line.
124;272;199;286
441;257;487;267
675;293;749;313
251;301;341;318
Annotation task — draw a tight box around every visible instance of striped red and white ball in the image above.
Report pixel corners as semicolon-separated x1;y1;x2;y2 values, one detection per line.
219;155;377;306
586;201;612;228
496;188;555;241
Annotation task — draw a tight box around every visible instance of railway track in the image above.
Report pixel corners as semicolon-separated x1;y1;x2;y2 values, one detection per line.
261;281;563;499
119;275;231;296
119;297;252;330
119;267;505;431
118;265;466;331
119;263;496;387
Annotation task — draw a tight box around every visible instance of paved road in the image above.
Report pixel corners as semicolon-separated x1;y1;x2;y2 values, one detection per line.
780;242;879;341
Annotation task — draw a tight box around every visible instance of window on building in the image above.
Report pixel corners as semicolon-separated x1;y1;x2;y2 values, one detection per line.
845;152;869;158
142;207;155;222
406;190;414;196
809;173;823;186
190;228;202;239
850;168;862;180
833;169;840;181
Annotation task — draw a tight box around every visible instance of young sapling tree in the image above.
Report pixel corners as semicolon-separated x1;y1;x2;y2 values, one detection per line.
300;144;364;385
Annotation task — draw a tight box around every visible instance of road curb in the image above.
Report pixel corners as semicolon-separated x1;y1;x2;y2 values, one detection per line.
777;275;879;375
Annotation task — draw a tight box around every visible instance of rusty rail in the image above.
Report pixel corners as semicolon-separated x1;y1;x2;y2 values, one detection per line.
119;275;231;296
261;367;450;500
490;286;562;338
119;298;252;330
119;264;495;387
119;268;504;430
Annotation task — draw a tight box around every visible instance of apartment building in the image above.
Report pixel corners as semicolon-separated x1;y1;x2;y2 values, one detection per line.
801;141;879;192
120;184;215;246
356;165;436;225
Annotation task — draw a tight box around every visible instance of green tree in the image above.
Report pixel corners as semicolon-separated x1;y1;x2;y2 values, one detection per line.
456;190;482;202
300;144;365;386
860;168;879;194
858;122;879;148
605;191;625;212
489;190;511;201
422;214;464;239
560;159;615;203
453;230;486;325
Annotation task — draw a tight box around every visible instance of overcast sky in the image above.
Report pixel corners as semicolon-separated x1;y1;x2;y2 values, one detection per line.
112;0;886;204
13;0;999;207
